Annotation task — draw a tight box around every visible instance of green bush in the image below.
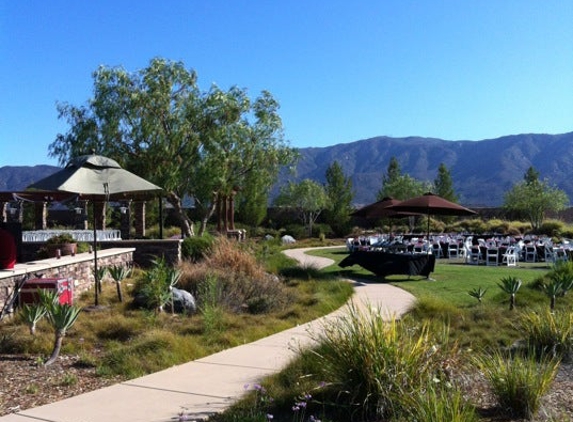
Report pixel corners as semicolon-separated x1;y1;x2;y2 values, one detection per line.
517;309;573;362
539;219;564;237
181;234;214;262
282;224;308;240
132;258;181;312
311;223;334;239
474;350;559;419
305;303;453;421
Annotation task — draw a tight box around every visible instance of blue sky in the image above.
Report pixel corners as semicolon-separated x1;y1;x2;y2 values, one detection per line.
1;1;572;167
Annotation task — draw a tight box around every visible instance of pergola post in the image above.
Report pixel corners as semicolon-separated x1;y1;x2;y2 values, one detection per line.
34;201;48;230
134;201;146;238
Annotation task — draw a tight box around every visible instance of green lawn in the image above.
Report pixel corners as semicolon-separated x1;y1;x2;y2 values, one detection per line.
307;247;550;306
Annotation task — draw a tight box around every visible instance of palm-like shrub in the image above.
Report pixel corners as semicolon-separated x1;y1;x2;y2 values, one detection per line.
474;350;559;419
44;303;82;366
497;276;522;310
468;286;487;303
134;258;180;313
541;279;563;311
20;303;47;335
108;265;132;303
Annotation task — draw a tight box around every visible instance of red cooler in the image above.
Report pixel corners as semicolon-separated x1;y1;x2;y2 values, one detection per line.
19;277;74;306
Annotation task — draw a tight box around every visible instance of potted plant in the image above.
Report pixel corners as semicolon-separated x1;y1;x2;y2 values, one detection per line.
45;233;77;257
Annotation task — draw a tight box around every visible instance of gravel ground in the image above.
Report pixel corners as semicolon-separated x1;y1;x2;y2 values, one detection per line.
0;354;123;416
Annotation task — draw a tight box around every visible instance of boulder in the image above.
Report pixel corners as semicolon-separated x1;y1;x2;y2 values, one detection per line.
281;235;296;244
166;287;197;314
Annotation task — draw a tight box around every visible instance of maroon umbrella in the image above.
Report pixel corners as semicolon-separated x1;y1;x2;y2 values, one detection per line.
388;192;477;217
350;197;420;219
387;192;477;241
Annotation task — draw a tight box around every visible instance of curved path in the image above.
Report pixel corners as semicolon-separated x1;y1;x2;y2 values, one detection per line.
0;247;416;422
284;246;416;319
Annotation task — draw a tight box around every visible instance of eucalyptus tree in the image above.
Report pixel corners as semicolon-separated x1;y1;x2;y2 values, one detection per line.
503;166;568;231
49;58;296;237
324;161;353;236
274;179;329;237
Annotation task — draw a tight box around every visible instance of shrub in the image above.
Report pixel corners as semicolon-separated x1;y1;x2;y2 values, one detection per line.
177;237;293;314
485;219;509;234
517;309;573;362
306;303;453;421
181;234;214;262
132;258;180;312
282;224;308;240
403;384;478;422
474;350;559;419
311;223;334;239
539;219;564;237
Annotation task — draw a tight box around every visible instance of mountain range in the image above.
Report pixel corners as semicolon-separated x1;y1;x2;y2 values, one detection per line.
1;132;573;207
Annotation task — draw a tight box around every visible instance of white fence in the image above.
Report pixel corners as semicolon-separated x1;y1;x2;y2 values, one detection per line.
22;230;122;242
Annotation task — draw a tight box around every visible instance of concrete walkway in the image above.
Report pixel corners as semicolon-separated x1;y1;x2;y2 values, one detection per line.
1;247;415;422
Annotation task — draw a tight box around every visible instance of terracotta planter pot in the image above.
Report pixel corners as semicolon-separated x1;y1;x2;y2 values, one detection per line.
46;243;77;257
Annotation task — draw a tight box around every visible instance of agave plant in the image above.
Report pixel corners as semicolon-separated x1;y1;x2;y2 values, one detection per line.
468;286;487;303
108;265;132;303
541;280;564;311
95;266;109;294
20;303;47;335
44;303;82;366
497;276;522;311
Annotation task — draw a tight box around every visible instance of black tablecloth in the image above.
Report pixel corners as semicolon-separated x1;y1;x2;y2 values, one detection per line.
339;251;436;278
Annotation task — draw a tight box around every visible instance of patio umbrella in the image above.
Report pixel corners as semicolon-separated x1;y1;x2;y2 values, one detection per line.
27;154;162;305
350;197;421;219
387;192;477;242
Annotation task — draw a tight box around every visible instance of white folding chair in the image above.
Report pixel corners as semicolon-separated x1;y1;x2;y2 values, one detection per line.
502;247;517;267
486;247;499;266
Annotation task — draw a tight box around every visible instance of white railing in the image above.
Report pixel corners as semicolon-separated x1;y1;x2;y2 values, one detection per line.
22;230;122;242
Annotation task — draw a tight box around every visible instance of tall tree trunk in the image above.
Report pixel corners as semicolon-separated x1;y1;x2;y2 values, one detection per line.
166;192;193;237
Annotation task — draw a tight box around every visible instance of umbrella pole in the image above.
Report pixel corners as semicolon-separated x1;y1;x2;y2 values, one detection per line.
92;201;99;307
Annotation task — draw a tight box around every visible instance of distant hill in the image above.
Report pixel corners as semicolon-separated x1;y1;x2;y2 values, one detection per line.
2;132;573;207
285;132;573;206
0;165;60;192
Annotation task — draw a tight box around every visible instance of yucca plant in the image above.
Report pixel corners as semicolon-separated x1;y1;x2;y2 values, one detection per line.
497;276;522;311
468;286;487;303
474;350;559;419
108;265;132;303
44;303;82;366
95;266;108;294
20;303;47;335
549;268;573;297
541;279;563;311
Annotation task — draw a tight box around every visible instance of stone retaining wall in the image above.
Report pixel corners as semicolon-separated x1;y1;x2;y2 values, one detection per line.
0;248;135;318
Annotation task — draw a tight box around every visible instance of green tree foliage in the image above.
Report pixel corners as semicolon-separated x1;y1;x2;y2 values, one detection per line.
434;163;458;202
503;166;569;231
274;179;329;237
323;161;353;236
377;157;430;200
49;58;297;237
